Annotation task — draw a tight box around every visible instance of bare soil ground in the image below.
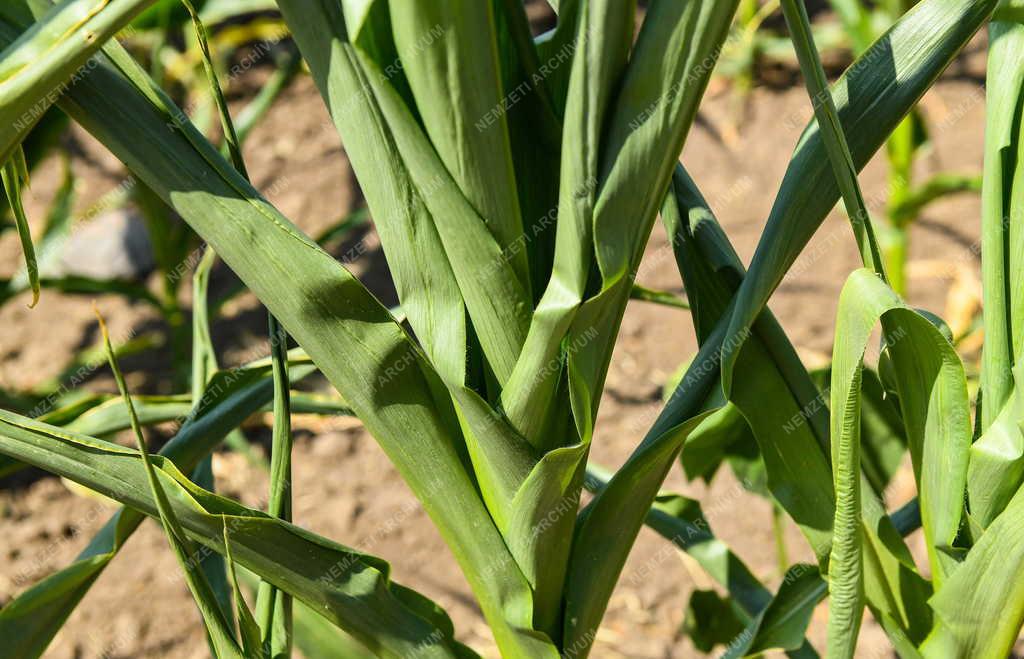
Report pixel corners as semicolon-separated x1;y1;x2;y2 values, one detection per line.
0;30;989;659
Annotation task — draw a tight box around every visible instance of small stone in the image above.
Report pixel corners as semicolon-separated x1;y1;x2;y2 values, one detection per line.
51;207;154;280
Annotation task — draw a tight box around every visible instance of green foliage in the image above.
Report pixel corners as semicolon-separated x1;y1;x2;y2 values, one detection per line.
0;0;1020;658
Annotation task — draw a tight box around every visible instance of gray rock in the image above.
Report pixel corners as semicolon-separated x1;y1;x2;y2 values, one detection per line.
51;207;154;281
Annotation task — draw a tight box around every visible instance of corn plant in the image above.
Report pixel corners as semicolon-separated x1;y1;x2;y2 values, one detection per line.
1;0;1023;657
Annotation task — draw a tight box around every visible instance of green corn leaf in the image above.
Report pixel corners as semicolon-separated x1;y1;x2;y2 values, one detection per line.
996;0;1024;22
592;0;742;285
274;6;562;654
533;0;578;118
776;10;902;648
435;379;580;638
565;403;719;650
809;367;908;498
826;0;875;52
678;403;755;485
63;395;193;434
0;0;156;164
192;247;218;397
27;386;343;442
337;0;531;389
673;497;921;659
180;0;241;167
290;604;374;659
190;454;236;645
889;173;982;226
189;247;241;643
0;410;475;659
1;1;1005;656
181;4;295;648
14;351;314;445
558;0;742;464
492;0;561;298
503;440;586;638
584;464;774;619
255;312;294;658
567;158;935;656
280;1;586;647
826;303;869;656
629;284;690;310
181;4;251;626
352;43;532;385
968;363;1024;527
662;166;834;553
237;567;378;659
502;0;742;460
1;274;162;308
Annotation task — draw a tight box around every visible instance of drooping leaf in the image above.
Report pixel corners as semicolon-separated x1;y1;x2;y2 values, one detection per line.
664;166;930;649
830;270;971;651
2;145;39;306
0;0;157;163
809;367;909;499
0;359;315;658
0;410;475;658
7;152;74;296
